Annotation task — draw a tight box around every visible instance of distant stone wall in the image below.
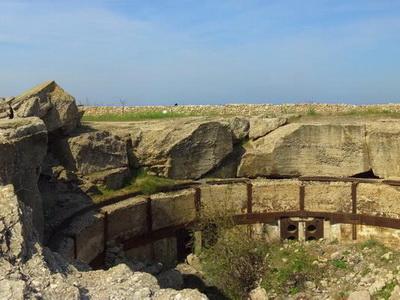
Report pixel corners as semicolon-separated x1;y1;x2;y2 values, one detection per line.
82;103;400;117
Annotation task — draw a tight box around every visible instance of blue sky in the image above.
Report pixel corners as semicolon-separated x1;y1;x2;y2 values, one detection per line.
1;0;400;105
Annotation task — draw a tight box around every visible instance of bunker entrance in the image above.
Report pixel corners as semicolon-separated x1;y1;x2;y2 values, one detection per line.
280;217;324;241
176;228;194;262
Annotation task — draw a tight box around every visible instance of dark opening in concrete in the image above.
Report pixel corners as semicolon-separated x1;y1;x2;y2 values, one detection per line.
351;169;379;179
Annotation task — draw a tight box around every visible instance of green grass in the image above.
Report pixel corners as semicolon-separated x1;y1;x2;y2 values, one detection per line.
341;108;400;117
83;106;400;122
374;281;397;300
262;243;318;294
360;239;381;249
83;110;204;122
358;239;389;255
199;226;269;300
198;231;400;299
82;111;189;122
93;169;184;203
330;259;347;269
198;214;319;299
306;107;318;116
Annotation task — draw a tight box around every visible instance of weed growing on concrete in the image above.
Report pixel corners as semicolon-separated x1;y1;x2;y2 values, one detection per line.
93;169;183;202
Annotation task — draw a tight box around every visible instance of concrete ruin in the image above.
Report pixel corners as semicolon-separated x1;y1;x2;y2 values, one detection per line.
2;81;400;299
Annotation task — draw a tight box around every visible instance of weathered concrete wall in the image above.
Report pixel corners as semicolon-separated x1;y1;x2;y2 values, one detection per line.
151;189;197;230
101;196;148;240
252;179;300;212
367;122;400;179
200;183;247;216
304;181;352;213
355;225;400;249
50;179;400;266
68;212;104;263
357;183;400;218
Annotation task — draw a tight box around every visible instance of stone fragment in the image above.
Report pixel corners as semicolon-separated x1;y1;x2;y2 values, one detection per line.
0;117;47;236
348;290;370;300
249;116;287;140
153;288;208;300
0;279;25;300
204;146;245;178
249;286;268;300
4;81;81;134
86;167;131;190
133;119;233;179
0;185;31;262
51;130;129;175
156;269;184;289
229;117;250;143
238;123;370;178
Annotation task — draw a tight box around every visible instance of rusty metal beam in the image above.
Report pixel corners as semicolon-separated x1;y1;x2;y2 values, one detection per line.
382;180;400;186
92;210;400;267
234;211;400;229
50;175;400;247
194;187;201;214
247;183;253;214
299;184;305;211
205;178;249;185
351;183;358;240
106;209;400;252
299;176;382;184
351;183;357;214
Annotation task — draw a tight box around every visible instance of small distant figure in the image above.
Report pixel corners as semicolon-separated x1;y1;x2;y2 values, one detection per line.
7;103;14;119
174;103;178;107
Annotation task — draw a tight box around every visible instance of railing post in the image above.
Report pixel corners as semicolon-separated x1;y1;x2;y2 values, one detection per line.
246;182;253;214
194;187;202;217
351;182;358;240
246;182;253;238
299;184;305;211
